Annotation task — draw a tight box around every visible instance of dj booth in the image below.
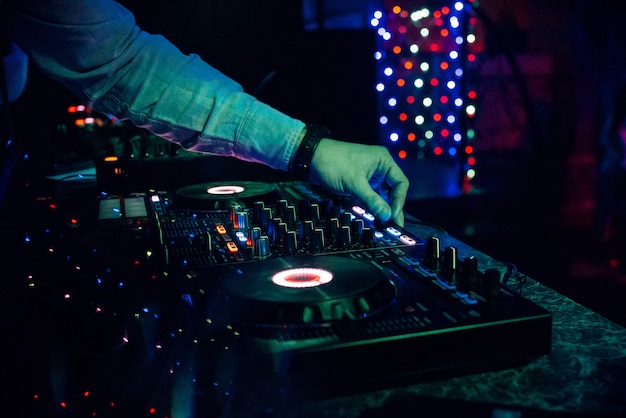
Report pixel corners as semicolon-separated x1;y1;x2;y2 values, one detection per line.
2;148;626;418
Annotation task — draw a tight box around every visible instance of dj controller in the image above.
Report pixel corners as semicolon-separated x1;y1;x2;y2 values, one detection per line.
96;180;552;395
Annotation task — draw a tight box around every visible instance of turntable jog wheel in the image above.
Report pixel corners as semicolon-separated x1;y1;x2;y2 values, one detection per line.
175;181;278;209
210;255;397;326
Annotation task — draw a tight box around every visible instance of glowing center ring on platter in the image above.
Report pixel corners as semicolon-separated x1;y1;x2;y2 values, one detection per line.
206;185;245;195
271;268;333;288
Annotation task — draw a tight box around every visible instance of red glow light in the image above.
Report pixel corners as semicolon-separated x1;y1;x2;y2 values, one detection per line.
441;129;450;137
433;147;443;156
399;113;408;121
408;133;416;141
465;145;474;154
430;44;439;52
398;150;407;159
440;96;449;104
430;78;439;86
433;113;442;122
407;96;415;104
468;90;477;99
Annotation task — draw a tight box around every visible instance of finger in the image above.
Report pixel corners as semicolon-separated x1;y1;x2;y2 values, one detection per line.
353;178;393;222
385;165;410;226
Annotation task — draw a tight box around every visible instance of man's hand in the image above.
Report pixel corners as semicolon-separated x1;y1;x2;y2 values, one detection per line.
308;138;409;226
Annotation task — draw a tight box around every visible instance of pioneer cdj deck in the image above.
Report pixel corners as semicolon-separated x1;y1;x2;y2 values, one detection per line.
96;180;552;397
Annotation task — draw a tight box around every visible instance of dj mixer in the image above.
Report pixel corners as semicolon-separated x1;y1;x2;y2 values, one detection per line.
96;180;552;395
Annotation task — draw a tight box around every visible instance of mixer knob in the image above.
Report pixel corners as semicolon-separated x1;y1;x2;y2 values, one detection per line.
312;228;325;252
286;205;297;227
255;236;271;259
328;218;340;246
423;236;440;271
284;230;298;255
339;225;351;248
234;211;248;230
457;255;478;296
484;269;501;300
301;220;314;242
310;203;321;223
276;199;289;219
352;218;364;243
441;246;458;286
362;227;375;247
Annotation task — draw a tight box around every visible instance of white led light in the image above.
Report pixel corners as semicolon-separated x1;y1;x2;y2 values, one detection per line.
376;82;385;92
422;97;433;107
271;268;333;288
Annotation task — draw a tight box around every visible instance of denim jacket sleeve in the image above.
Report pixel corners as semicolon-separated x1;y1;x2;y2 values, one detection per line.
2;0;305;171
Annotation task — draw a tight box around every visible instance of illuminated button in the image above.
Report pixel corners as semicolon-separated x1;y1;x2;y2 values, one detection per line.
385;226;402;237
226;242;239;253
363;213;376;222
351;205;366;216
216;224;227;235
399;234;417;245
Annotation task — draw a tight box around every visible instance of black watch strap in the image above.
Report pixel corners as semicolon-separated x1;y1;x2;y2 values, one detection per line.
290;124;330;181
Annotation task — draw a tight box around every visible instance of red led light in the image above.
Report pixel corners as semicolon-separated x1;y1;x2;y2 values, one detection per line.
407;96;415;104
430;43;439;52
435;18;444;26
397;78;406;87
393;45;402;54
399;113;408;121
398;150;407;159
468;157;476;165
468;54;476;62
407;133;416;141
440;61;449;70
433;113;442;122
468;90;477;99
440;96;449;104
430;78;439;86
398;25;407;34
441;129;450;137
441;29;449;37
433;146;443;156
442;6;450;15
465;145;474;154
